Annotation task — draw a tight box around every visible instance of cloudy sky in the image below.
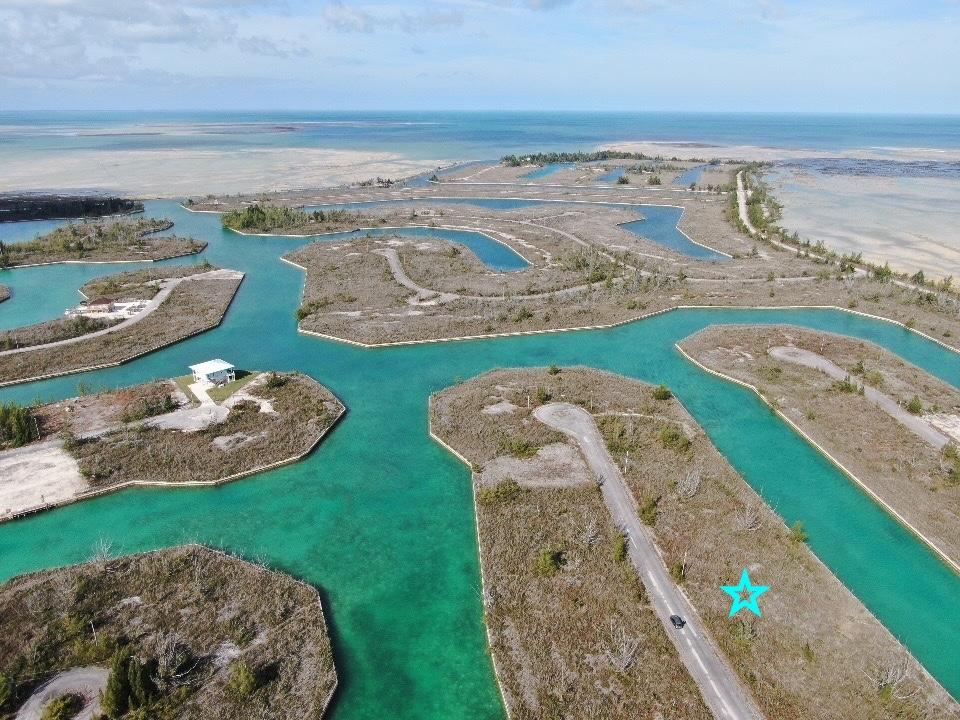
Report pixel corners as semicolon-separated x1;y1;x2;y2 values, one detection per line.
2;0;959;112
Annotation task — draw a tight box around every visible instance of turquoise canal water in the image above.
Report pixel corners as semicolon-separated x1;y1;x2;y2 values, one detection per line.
520;162;574;179
596;166;625;183
1;200;959;717
676;165;706;186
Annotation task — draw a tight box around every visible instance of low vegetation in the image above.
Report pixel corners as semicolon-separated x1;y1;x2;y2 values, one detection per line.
80;262;216;301
501;150;693;166
0;268;242;386
68;372;342;486
0;218;204;267
0;402;39;449
682;324;960;566
0;545;336;719
432;367;958;720
0;194;141;222
222;204;364;234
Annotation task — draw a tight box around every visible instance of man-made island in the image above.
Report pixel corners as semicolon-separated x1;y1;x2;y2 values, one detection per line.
680;325;960;569
430;367;957;720
0;544;337;719
0;217;205;268
0;370;343;519
0;264;243;386
185;154;960;351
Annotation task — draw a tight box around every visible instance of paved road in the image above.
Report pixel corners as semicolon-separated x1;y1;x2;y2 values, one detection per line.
534;402;764;720
15;666;109;720
768;346;949;449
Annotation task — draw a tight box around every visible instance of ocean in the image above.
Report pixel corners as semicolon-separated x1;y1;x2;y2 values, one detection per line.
3;111;960;161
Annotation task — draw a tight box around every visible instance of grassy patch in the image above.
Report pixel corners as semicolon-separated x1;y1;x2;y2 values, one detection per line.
206;370;258;403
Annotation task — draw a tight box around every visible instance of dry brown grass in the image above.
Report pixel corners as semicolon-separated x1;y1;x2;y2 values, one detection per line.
0;271;242;386
432;367;959;720
80;263;217;301
0;544;336;719
33;380;182;438
69;373;342;486
0;316;120;351
681;324;960;565
1;217;205;266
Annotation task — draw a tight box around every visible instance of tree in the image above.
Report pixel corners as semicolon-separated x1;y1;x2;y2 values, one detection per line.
102;649;132;718
0;672;12;710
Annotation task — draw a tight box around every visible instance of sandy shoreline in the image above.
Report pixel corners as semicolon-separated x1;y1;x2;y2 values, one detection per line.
0;147;449;198
604;140;960;163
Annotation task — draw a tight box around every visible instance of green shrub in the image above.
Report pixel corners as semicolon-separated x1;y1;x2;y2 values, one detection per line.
789;521;808;544
616;175;630;185
651;385;672;401
831;375;860;394
0;672;12;710
612;533;628;563
906;395;923;415
500;438;538;459
659;426;690;452
227;660;259;698
547;364;561;375
102;648;133;718
0;401;38;448
533;549;563;577
639;496;660;526
669;560;686;584
40;694;82;720
264;372;288;389
535;386;552;404
477;478;522;503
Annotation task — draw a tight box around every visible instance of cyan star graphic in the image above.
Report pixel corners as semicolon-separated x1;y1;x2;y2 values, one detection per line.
721;569;769;617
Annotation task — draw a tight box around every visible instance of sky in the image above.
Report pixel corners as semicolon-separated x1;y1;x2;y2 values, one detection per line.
1;0;959;113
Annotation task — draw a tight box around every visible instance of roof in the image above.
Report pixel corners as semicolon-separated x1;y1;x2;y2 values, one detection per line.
87;297;114;306
189;359;234;375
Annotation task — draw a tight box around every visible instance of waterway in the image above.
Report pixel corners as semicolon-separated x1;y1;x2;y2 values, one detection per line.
0;200;958;718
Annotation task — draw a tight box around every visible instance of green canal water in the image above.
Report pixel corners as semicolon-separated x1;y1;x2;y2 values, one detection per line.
0;200;958;718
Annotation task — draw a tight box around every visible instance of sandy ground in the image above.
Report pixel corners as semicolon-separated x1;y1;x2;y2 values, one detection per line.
477;442;592;488
0;440;85;518
605;141;960;163
0;148;448;197
767;169;960;279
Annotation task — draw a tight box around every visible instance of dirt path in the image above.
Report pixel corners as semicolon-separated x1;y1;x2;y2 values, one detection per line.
15;666;109;720
768;346;950;448
534;402;764;720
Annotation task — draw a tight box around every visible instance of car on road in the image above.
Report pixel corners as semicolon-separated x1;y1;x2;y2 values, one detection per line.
670;615;686;629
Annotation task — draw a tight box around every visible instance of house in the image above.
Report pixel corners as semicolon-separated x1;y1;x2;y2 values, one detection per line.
189;359;236;385
86;297;115;313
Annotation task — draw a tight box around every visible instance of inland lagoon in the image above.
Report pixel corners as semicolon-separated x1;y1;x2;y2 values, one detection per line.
0;200;958;719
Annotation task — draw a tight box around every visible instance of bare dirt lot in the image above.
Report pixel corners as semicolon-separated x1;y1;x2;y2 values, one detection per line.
431;367;959;720
680;324;960;567
0;545;337;720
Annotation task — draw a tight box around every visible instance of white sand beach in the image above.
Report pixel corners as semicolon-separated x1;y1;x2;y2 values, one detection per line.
0;147;449;198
